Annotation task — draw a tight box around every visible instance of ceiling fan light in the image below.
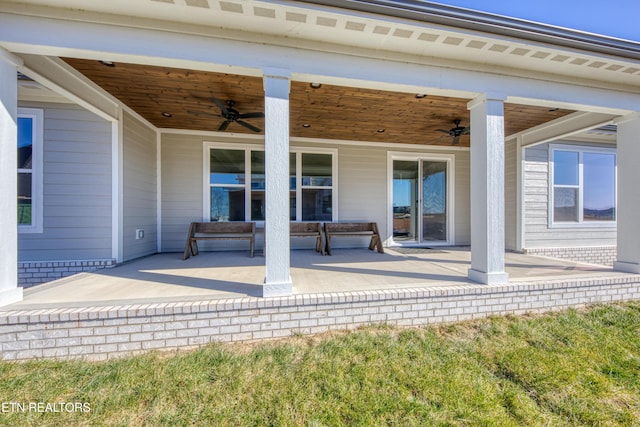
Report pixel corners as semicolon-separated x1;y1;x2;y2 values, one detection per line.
376;129;385;133
310;82;322;89
161;112;172;118
302;123;311;128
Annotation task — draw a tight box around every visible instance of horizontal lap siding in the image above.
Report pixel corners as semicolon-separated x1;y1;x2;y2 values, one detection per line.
453;151;470;245
524;142;616;248
123;112;158;261
161;133;471;251
161;134;204;252
18;103;112;261
505;140;517;251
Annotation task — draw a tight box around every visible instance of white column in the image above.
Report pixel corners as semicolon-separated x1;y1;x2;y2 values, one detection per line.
0;48;23;307
467;94;509;285
614;113;640;274
262;69;293;297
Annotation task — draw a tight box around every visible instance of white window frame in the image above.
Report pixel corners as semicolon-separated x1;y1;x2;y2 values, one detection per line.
203;142;337;225
548;143;617;228
18;107;44;234
386;151;455;246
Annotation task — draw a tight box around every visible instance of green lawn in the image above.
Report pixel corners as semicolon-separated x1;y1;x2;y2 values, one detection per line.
2;303;640;426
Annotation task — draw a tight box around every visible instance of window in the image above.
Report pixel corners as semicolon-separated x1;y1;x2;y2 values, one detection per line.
550;144;616;225
206;144;336;223
17;108;43;233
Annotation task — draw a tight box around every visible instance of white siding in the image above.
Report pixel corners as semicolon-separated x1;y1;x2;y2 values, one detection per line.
523;142;616;248
161;133;471;252
122;112;158;261
18;103;113;261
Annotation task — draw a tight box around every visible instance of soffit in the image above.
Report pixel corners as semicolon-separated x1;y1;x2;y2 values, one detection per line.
63;58;574;146
2;0;640;90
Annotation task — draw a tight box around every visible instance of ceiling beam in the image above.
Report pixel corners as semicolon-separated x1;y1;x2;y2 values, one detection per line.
18;54;119;122
516;111;617;148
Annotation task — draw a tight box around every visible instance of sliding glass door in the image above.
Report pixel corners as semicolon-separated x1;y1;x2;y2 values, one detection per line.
422;161;447;241
392;161;418;241
392;157;451;245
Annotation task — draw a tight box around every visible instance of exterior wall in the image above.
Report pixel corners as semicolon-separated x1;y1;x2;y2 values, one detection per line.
504;139;518;251
523;141;616;249
160;132;471;252
122;112;158;261
2;274;639;361
161;133;207;252
17;102;113;262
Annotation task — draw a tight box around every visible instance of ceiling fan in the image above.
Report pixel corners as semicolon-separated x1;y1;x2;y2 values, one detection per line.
436;119;470;144
188;97;264;132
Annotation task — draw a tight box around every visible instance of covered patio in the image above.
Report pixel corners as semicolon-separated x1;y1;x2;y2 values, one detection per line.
6;248;617;311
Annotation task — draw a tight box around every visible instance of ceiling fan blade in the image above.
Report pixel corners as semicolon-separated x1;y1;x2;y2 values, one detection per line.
211;97;229;115
452;134;461;145
462;127;471;135
237;120;262;132
218;120;230;131
187;110;221;118
436;129;451;133
238;112;264;119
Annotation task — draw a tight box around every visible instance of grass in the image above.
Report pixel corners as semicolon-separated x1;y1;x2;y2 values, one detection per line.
2;303;640;426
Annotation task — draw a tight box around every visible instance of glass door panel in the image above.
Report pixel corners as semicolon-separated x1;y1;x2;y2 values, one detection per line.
393;160;418;241
422;161;447;241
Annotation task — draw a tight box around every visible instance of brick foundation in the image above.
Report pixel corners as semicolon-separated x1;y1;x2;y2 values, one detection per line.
523;246;616;266
2;274;640;361
18;260;117;288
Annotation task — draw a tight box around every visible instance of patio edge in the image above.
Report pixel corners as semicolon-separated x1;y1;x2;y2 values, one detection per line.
2;274;640;360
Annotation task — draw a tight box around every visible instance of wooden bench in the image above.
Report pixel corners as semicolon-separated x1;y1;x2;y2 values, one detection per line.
323;222;384;255
290;222;324;255
183;222;255;259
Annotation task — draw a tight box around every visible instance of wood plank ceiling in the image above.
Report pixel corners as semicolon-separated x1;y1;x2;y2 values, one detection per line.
64;58;574;147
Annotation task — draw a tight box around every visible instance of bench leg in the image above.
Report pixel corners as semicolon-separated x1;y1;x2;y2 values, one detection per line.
375;235;384;254
250;237;255;258
316;235;325;256
368;236;376;251
368;235;384;254
183;242;191;260
183;238;199;259
325;235;332;256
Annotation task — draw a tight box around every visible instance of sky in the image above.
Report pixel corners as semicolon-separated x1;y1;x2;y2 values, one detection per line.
434;0;639;42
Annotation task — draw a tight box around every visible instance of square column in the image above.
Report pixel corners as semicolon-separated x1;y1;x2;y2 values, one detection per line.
0;49;23;307
262;69;293;297
467;94;509;285
614;113;640;273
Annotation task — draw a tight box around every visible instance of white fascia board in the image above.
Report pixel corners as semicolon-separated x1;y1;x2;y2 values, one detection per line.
1;12;638;114
18;54;119;121
517;111;617;148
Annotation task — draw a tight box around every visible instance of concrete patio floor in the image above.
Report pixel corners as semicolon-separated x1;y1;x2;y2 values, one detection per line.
5;247;619;311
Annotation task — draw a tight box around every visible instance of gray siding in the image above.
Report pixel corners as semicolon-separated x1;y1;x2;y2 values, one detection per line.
122;112;158;261
505;139;518;251
453;150;471;245
523;141;616;248
18;103;113;261
161;133;471;252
